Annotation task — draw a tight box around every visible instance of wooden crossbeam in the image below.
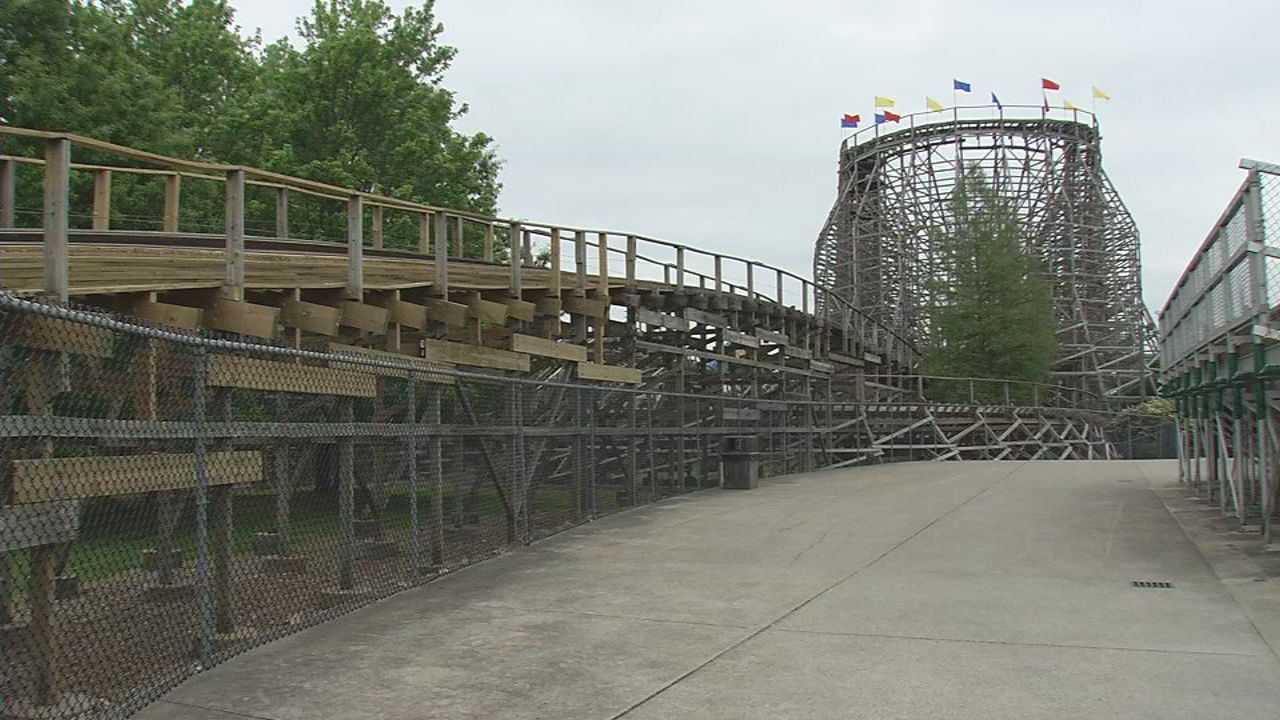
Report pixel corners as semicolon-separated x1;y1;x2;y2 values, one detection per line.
10;450;261;504
423;338;530;372
207;355;377;397
507;333;588;362
576;362;642;384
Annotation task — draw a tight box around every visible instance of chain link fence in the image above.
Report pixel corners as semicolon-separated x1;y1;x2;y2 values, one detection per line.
0;292;836;718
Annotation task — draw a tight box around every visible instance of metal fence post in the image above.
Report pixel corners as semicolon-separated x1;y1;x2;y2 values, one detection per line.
192;346;213;668
406;370;420;577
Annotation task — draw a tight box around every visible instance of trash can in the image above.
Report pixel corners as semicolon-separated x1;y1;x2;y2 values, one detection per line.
721;436;760;489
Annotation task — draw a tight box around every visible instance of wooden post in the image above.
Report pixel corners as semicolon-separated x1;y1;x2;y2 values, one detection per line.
163;173;181;232
452;216;463;257
509;222;522;298
29;546;59;705
550;228;562;295
595;233;608;363
224;168;245;300
371;204;384;248
43;137;70;302
714;255;722;294
418;212;430;254
776;269;784;305
802;280;810;315
574;231;588;297
91;169;111;230
522;228;532;266
433;212;448;295
676;246;685;289
484;223;494;262
275;187;289;239
0;157;14;228
346;195;363;300
338;397;356;590
625;235;637;289
746;262;755;299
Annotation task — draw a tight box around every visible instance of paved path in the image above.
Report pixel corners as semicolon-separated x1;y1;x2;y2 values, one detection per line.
136;461;1280;719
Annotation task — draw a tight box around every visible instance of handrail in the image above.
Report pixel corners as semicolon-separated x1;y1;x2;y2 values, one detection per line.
0;124;921;364
840;103;1098;152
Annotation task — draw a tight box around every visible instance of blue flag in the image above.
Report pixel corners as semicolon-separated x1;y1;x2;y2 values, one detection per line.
953;79;971;92
875;112;886;124
991;92;1002;110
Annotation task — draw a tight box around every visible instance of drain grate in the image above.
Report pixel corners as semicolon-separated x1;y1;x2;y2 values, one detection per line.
1131;580;1174;589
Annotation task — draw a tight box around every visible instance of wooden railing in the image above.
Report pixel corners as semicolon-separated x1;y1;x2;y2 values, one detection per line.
0;125;917;366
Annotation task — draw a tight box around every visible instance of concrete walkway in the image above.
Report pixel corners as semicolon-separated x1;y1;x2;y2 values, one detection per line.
136;461;1280;719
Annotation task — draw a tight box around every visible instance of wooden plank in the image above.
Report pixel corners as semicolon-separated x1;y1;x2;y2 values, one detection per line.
423;338;530;372
576;362;642;385
562;294;607;318
418;212;430;254
0;157;14;227
17;314;114;357
785;345;813;360
503;297;537;322
10;450;262;504
549;228;561;295
535;296;562;316
723;329;760;348
338;300;388;333
320;342;455;384
509;222;522;296
206;297;279;338
755;327;789;345
466;292;509;325
371;204;384;248
387;299;429;329
508;333;588;362
281;299;341;335
483;223;494;262
637;308;691;331
433;212;448;293
275;187;288;238
423;297;468;327
207;354;377;397
810;359;835;374
828;351;864;367
684;307;727;328
134;300;203;330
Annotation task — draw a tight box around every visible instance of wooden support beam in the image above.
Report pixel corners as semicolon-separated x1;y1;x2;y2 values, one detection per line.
562;295;608;318
550;228;562;296
676;246;685;289
43;137;70;302
507;333;589;362
338;300;388;334
423;338;531;372
387;299;429;330
509;222;522;298
134;299;203;330
224;167;245;300
625;235;637;289
16;314;114;357
576;362;642;384
452;216;463;257
208;355;377;396
163;173;181;232
0;157;14;228
466;292;509;325
574;230;587;297
423;297;468;327
433;212;448;295
275;187;288;239
206;297;279;338
320;342;455;383
346;195;363;300
502;297;537;322
418;212;430;254
11;451;261;504
535;296;562;317
91;168;111;230
484;223;494;262
281;298;341;335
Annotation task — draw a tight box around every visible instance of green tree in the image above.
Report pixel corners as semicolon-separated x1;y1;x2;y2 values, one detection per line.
923;167;1057;403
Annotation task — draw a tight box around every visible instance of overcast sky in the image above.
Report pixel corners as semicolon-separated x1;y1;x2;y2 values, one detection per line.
228;0;1280;312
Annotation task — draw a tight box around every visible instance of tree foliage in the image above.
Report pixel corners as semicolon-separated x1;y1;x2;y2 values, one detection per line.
923;167;1057;403
0;0;501;249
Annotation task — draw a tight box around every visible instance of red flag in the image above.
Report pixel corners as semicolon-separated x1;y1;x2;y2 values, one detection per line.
1042;78;1060;91
883;110;901;122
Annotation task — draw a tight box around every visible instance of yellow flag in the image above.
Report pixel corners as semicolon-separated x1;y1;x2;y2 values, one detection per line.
926;96;944;112
875;95;895;108
1064;100;1079;111
1092;86;1110;100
